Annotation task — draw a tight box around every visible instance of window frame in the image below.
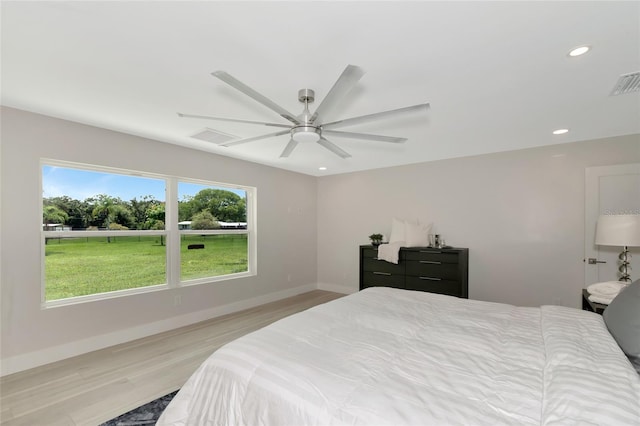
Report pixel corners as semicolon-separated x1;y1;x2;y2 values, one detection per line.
40;159;256;308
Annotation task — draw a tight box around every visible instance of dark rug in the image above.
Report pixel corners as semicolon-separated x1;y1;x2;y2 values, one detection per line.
99;390;178;426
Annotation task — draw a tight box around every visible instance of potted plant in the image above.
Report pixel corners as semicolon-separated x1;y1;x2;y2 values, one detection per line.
369;233;384;247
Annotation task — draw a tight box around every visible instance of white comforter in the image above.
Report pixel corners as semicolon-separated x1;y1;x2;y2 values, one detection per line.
158;287;640;425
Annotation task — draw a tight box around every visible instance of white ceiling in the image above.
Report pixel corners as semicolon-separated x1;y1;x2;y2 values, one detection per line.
2;1;639;176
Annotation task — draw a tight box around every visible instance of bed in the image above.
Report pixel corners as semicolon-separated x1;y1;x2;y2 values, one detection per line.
157;286;640;425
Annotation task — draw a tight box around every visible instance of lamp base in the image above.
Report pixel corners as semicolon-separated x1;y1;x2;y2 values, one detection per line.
618;246;632;282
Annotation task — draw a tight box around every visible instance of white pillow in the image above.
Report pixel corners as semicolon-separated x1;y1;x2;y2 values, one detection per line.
405;222;432;247
389;218;406;243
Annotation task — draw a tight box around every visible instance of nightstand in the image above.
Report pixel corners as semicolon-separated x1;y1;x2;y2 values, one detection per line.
582;289;607;315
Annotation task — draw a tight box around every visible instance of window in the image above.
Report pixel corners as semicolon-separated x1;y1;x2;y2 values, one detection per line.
178;182;248;282
41;160;255;306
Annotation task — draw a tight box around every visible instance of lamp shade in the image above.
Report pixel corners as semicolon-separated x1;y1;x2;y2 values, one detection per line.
595;214;640;247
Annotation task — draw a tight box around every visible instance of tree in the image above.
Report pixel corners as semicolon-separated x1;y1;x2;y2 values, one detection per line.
191;210;220;230
112;207;135;229
143;202;166;245
144;203;165;230
43;205;68;245
108;223;129;230
149;219;166;246
44;196;91;229
92;195;133;242
130;196;152;229
43;205;68;226
189;189;246;222
178;195;195;222
92;194;132;229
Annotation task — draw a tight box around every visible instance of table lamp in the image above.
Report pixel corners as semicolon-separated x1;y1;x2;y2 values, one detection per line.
595;214;640;282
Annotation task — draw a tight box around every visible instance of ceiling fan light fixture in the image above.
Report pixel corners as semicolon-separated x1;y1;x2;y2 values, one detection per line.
291;126;321;143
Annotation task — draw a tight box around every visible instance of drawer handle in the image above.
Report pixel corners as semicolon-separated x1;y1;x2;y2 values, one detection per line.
419;260;442;265
419;250;442;254
419;276;441;281
373;271;391;276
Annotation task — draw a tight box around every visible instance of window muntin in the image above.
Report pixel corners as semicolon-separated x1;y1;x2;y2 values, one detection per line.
41;161;254;305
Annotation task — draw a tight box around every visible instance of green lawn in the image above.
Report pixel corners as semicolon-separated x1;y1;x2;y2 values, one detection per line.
45;234;248;301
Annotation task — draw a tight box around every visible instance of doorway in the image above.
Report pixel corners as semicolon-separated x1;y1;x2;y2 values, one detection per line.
584;163;640;286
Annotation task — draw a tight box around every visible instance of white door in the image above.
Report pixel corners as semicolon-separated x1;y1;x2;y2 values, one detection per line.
585;163;640;287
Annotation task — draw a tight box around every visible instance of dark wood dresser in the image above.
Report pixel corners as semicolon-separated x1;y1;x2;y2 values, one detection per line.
359;245;469;298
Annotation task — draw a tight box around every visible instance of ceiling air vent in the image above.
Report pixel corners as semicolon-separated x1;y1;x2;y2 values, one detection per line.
610;72;640;96
190;128;237;145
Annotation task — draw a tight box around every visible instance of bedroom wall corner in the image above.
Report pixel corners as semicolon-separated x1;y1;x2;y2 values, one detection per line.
316;282;355;295
0;107;318;375
316;134;640;308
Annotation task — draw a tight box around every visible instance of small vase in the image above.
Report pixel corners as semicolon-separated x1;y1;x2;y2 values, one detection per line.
371;241;381;247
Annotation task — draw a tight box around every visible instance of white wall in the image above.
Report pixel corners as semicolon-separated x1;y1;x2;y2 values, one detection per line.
316;135;640;307
0;107;318;375
2;106;638;376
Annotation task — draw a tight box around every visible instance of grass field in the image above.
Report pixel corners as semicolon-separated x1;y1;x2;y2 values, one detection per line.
45;234;248;301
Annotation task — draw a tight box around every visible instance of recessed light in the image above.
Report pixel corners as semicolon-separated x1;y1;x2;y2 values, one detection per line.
553;129;569;135
568;45;590;57
318;167;327;171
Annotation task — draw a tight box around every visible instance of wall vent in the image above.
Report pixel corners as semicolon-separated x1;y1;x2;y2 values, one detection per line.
190;128;237;144
610;71;640;96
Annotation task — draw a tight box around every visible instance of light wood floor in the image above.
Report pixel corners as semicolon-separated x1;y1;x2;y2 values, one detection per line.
0;290;343;426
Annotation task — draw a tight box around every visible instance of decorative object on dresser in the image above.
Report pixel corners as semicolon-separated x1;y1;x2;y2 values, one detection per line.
377;218;432;264
595;214;640;282
368;233;384;247
360;245;469;298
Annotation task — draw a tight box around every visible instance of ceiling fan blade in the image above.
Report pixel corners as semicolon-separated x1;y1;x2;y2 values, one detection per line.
310;65;365;124
279;138;298;158
322;130;407;143
317;137;351;159
322;103;430;130
177;113;290;128
220;129;291;147
212;71;300;125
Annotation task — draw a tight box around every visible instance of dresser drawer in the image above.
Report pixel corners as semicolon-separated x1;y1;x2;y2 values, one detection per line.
404;250;459;263
405;261;459;279
361;247;380;259
405;276;462;297
361;271;405;289
362;257;404;274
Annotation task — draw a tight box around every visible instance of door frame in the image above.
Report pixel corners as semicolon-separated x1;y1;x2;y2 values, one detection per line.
584;163;640;287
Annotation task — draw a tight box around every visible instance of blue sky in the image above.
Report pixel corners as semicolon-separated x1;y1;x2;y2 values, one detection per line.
42;166;245;201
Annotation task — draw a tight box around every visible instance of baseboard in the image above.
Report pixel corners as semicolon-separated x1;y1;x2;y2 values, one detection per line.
316;282;356;295
0;283;316;377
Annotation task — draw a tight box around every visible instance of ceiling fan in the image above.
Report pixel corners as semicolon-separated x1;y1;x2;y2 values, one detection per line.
178;65;430;159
